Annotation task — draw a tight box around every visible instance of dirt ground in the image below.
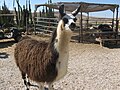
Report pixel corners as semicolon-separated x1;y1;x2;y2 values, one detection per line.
1;36;120;90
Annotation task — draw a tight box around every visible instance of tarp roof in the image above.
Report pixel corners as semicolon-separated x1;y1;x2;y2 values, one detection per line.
35;2;119;12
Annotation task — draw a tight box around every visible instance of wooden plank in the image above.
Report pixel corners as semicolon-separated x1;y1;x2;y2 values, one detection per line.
93;31;116;34
0;14;16;16
35;21;58;24
95;37;120;47
35;28;53;33
35;17;58;20
101;39;120;47
35;24;57;29
102;39;120;41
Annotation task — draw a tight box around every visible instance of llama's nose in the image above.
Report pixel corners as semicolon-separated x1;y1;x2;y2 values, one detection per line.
70;23;76;29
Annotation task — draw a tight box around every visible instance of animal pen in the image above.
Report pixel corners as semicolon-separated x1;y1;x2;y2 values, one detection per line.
34;2;119;46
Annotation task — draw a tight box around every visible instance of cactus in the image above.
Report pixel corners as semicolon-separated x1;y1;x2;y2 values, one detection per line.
0;0;14;27
29;0;33;24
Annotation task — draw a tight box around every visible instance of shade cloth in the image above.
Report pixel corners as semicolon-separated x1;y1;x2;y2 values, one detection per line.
35;2;119;12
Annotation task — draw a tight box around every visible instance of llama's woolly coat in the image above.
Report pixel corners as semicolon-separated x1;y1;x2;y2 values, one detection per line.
14;30;59;82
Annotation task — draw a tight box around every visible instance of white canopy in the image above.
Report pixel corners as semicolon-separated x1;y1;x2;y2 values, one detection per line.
35;2;119;12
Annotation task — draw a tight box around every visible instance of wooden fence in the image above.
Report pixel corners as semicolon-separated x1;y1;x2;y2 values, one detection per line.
34;16;120;46
34;17;58;34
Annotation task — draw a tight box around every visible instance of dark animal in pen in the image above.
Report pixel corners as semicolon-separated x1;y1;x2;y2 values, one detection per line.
98;24;113;32
0;24;22;42
98;24;114;39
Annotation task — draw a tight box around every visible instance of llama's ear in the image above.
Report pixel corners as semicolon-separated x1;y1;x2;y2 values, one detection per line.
59;4;66;19
72;5;81;16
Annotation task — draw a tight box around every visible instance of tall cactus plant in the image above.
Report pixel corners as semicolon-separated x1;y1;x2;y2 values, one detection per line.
29;0;33;24
1;0;14;27
16;0;22;27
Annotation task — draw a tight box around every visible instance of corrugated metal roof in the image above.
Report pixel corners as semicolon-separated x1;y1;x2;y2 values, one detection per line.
35;2;119;12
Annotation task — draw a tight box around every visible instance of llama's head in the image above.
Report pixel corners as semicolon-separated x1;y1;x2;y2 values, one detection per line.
59;4;80;32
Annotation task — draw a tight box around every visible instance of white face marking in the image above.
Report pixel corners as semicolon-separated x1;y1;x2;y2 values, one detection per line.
68;19;74;26
62;14;76;31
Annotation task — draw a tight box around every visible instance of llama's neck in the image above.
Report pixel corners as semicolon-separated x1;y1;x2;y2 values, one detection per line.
54;20;72;52
53;20;72;81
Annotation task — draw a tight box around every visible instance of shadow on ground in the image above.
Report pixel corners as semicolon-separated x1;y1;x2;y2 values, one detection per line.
0;52;9;59
71;35;120;49
0;40;15;49
103;42;120;49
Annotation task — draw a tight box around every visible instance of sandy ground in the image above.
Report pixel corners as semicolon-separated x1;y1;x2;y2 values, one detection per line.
1;37;120;90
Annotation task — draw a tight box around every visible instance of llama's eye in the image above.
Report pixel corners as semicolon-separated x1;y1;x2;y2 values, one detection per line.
73;18;77;22
63;18;68;24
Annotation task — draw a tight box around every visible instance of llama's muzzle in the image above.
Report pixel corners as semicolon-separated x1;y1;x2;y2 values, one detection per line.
69;23;76;31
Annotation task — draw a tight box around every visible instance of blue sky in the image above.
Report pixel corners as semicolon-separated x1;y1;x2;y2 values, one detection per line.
0;0;120;18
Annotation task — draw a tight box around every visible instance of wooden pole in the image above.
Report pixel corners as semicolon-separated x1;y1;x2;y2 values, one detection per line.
79;11;83;43
115;5;119;44
112;11;114;30
86;12;89;30
78;17;80;43
115;6;119;33
34;9;37;35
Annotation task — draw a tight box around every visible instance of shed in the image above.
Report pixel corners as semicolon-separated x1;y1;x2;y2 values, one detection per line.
34;2;119;43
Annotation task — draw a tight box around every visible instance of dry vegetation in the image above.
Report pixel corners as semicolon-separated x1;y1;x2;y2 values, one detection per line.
1;36;120;90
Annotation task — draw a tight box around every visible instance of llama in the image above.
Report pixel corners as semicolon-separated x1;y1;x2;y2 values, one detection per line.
14;4;80;90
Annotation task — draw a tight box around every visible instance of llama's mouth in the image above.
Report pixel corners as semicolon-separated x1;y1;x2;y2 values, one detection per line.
69;26;76;31
70;28;75;31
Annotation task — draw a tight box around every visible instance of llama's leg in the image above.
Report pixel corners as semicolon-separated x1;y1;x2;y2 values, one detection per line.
38;83;44;90
44;82;54;90
21;73;29;90
27;78;39;88
49;84;54;90
26;77;30;90
27;76;39;88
